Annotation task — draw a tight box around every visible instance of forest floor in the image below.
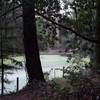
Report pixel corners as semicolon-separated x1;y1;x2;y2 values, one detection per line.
0;87;34;100
0;80;71;100
0;76;100;100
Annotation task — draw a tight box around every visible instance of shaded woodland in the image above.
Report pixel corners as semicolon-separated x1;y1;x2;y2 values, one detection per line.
0;0;100;99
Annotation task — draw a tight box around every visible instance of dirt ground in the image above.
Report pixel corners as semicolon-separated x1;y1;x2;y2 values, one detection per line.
0;83;62;100
0;88;34;100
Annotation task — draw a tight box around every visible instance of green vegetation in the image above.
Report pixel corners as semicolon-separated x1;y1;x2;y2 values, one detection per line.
0;0;100;99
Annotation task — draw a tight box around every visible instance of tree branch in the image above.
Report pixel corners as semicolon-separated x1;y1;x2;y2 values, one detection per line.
0;4;22;18
0;1;99;44
35;10;100;44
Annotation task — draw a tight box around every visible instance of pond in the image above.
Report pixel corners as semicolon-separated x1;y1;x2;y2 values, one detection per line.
0;55;70;94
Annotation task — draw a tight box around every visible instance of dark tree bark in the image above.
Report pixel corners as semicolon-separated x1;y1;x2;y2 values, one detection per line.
22;0;45;83
94;0;100;70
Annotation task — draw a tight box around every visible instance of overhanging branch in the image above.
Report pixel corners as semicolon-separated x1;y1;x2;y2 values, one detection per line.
0;2;99;44
35;11;100;44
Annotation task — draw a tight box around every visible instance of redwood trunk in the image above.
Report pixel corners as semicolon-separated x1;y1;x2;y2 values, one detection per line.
22;0;45;83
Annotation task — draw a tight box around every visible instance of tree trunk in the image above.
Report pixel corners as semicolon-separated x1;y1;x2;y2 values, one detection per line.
55;17;61;49
94;0;100;70
22;0;45;83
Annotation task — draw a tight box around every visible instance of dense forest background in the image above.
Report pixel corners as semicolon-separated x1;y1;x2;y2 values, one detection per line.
0;0;100;99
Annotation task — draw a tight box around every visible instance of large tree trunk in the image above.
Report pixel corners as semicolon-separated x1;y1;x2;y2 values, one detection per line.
22;0;45;83
94;0;100;70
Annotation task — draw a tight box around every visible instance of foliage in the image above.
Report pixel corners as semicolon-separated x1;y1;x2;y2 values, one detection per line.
70;0;96;56
28;80;73;100
59;0;96;57
35;0;61;15
43;72;49;81
0;0;100;98
36;17;47;50
64;55;90;82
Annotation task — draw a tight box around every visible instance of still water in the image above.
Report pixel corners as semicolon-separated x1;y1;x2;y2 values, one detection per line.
0;55;69;94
